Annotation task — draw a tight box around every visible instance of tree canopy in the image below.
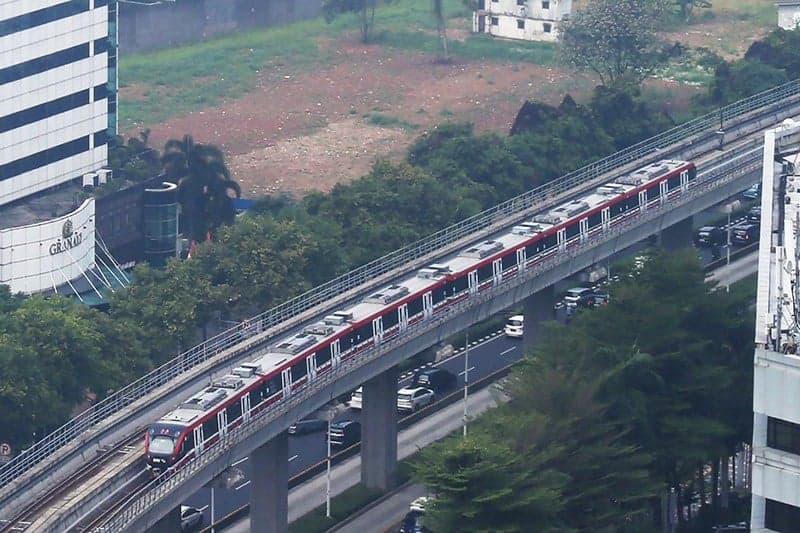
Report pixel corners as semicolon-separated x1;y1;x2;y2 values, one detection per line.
559;0;674;86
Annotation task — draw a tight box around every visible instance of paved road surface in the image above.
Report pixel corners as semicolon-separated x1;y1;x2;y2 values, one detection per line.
332;483;428;533
708;250;758;287
224;386;501;531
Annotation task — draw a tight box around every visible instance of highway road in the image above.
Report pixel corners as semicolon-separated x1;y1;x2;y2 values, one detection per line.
184;332;524;525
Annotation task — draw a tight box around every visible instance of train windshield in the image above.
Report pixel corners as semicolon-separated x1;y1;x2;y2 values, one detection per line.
149;436;176;455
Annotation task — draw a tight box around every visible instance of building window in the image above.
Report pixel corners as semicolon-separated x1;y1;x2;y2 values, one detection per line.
543;22;552;33
491;16;499;25
767;417;800;455
542;0;550;8
765;499;800;532
517;0;526;5
517;19;525;29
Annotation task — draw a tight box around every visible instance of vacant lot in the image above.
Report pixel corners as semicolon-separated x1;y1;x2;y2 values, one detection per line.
120;0;775;197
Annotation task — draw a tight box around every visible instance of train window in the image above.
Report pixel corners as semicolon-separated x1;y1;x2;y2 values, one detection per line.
264;375;281;396
501;253;517;271
565;222;580;239
408;296;424;316
667;175;680;190
316;345;332;367
587;212;601;229
688;166;697;181
446;276;469;295
354;323;372;342
646;186;659;202
226;400;242;422
431;286;447;305
291;360;308;382
477;263;493;282
181;432;195;454
202;416;219;438
383;309;399;329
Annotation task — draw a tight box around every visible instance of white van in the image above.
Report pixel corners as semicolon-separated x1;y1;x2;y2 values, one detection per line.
349;387;363;410
504;315;524;338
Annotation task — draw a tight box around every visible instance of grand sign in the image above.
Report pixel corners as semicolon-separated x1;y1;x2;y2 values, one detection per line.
49;219;83;256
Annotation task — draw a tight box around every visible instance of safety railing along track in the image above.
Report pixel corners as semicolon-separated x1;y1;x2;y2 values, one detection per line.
0;79;795;511
94;145;764;532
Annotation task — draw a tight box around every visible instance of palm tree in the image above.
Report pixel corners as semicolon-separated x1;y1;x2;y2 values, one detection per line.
161;135;241;243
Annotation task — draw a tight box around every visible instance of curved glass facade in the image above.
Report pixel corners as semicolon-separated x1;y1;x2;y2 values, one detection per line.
143;182;178;267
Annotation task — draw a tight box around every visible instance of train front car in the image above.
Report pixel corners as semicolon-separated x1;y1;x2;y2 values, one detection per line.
145;422;186;475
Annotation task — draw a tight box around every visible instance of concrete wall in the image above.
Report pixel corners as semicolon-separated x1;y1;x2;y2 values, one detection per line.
118;0;324;54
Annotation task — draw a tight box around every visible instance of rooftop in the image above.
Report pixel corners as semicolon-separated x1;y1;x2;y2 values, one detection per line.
0;182;86;231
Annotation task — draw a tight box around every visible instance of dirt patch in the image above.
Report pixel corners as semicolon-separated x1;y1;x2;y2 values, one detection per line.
131;43;587;198
661;19;769;60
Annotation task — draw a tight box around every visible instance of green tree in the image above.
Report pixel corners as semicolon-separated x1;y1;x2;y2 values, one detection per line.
707;59;788;105
412;433;568;532
161;135;241;243
674;0;711;22
322;0;379;43
745;28;800;78
559;0;673;86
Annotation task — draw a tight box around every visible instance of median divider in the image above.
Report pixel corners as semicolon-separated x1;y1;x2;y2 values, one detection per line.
204;360;518;532
703;242;758;272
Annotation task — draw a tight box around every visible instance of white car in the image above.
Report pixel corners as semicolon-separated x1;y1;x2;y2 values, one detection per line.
397;387;435;412
349;387;363;410
504;315;524;338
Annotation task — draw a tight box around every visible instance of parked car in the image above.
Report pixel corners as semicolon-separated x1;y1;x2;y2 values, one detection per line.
731;224;759;246
747;206;762;224
694;226;726;247
349;387;363;410
742;182;761;200
504;315;524;338
589;291;610;307
180;505;203;532
288;418;328;436
328;420;361;448
397;387;435;412
563;287;595;307
413;368;457;393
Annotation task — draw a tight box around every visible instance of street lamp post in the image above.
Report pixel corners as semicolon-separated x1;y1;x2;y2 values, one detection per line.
326;406;335;518
463;328;470;437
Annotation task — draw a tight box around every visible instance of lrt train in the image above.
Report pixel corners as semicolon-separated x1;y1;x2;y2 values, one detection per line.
145;159;697;474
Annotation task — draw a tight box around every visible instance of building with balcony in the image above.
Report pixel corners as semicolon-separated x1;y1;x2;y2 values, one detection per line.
472;0;573;42
751;119;800;531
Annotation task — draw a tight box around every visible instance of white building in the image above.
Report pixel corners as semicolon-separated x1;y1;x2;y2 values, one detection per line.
751;119;800;531
0;0;117;295
472;0;573;42
777;1;800;30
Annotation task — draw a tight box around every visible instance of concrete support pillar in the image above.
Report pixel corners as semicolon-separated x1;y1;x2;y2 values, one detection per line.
361;366;398;490
250;431;289;533
147;506;180;533
522;285;555;356
658;215;693;251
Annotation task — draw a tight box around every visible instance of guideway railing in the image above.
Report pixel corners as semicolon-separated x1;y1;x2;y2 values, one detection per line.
97;143;764;532
1;77;797;497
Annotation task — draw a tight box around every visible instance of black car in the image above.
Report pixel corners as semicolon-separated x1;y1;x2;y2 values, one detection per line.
747;206;762;224
328;420;361;447
399;510;428;533
413;368;457;393
288;418;328;436
731;224;759;246
694;226;725;247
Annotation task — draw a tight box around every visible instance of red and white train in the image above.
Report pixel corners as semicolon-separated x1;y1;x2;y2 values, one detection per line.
145;159;697;474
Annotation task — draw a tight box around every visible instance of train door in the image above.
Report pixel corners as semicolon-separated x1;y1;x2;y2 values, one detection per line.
422;292;433;318
241;395;251;423
492;258;503;285
557;228;566;251
516;248;526;272
398;304;409;331
217;410;228;439
579;218;589;242
193;426;204;455
372;317;384;344
638;190;648;212
331;339;341;369
307;354;317;381
601;207;611;231
281;368;292;398
680;170;690;191
468;271;479;295
659;180;668;203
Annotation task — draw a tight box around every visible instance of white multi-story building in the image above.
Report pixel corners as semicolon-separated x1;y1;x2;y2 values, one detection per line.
751;119;800;531
777;1;800;30
472;0;573;42
0;0;117;294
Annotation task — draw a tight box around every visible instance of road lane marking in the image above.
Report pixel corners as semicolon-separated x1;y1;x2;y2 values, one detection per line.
235;480;251;491
500;347;516;355
232;457;248;467
458;367;475;376
289;454;299;462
